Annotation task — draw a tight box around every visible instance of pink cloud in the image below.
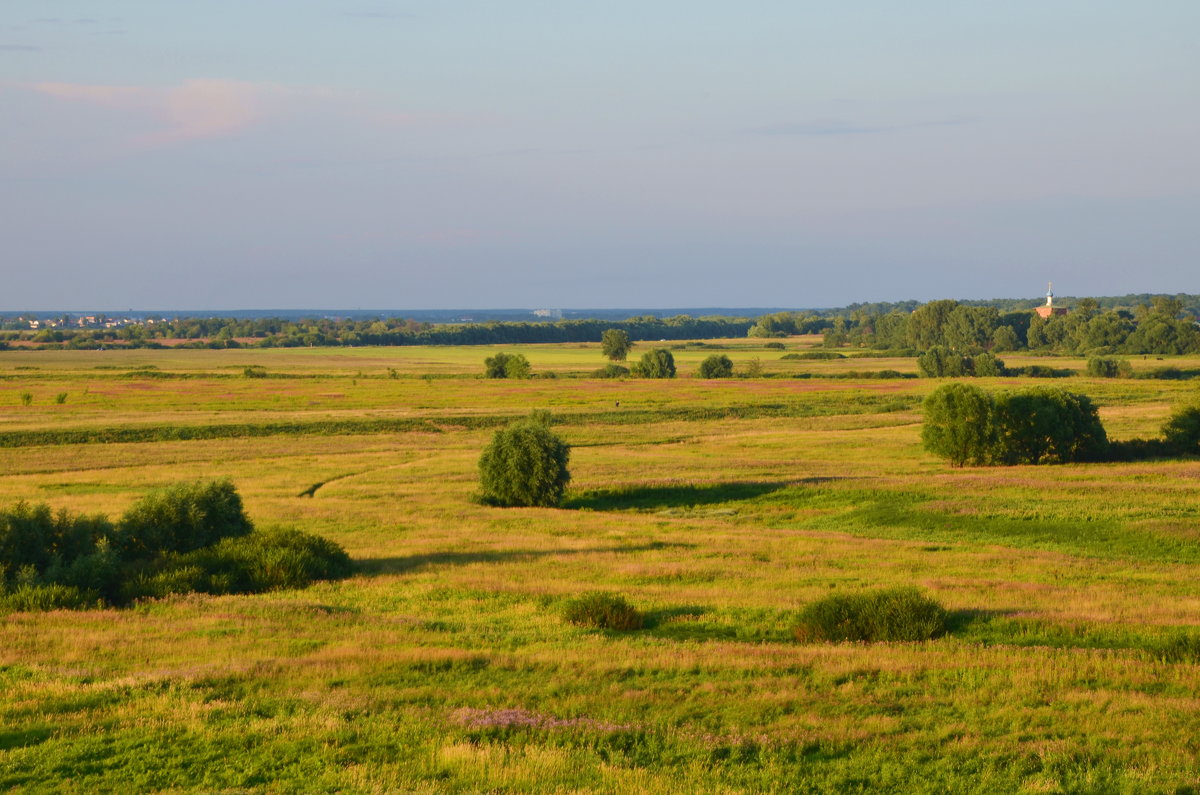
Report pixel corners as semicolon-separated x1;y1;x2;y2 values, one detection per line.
31;78;274;145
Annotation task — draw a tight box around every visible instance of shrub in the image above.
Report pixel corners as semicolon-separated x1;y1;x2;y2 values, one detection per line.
1086;357;1122;378
793;587;947;643
591;363;630;379
921;383;996;467
992;387;1108;464
123;527;354;601
478;414;571;507
55;393;68;404
763;342;786;350
0;502;114;573
117;479;254;559
19;392;32;406
632;349;676;379
483;352;531;379
243;366;268;378
970;353;1005;377
697;354;734;379
563;592;644;630
1162;404;1200;455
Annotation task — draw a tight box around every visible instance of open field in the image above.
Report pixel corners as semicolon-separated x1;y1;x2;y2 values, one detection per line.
2;341;1199;792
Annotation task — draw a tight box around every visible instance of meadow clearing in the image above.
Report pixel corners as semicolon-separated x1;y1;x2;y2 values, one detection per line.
1;338;1199;793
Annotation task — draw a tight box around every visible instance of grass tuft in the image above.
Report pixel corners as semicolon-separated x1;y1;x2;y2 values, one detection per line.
562;592;644;631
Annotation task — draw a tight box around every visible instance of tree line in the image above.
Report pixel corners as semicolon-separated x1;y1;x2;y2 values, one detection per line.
820;296;1200;356
4;315;753;350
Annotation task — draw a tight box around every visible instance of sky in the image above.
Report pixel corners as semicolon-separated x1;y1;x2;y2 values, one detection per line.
2;2;1198;310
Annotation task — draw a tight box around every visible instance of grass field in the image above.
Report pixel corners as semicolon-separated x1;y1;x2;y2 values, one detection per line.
2;340;1199;793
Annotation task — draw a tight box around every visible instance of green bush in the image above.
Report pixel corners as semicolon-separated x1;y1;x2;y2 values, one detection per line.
921;383;997;467
1162;404;1200;455
591;363;630;379
2;480;353;611
123;527;354;601
970;352;1005;377
697;354;734;379
117;479;253;559
1086;357;1122;378
0;502;114;574
478;414;571;507
793;587;948;643
632;348;676;378
563;592;644;630
763;342;786;350
243;366;268;378
483;352;531;379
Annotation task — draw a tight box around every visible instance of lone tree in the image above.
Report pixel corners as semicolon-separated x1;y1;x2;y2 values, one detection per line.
478;412;571;507
921;383;997;467
483;352;531;379
697;354;734;379
600;329;632;361
632;348;675;378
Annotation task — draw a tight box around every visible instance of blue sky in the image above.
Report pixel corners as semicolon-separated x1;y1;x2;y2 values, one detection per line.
2;2;1198;310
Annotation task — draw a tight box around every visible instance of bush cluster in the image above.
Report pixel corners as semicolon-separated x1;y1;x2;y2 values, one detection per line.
0;480;351;611
917;346;1006;378
483;352;531;379
793;587;948;643
922;384;1109;466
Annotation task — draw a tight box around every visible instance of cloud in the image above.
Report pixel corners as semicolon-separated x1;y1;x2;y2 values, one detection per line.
0;43;41;51
31;78;276;145
152;79;264;144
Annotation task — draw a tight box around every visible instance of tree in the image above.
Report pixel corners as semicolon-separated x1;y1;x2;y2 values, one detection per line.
477;414;571;507
907;299;959;350
483;352;531;379
697;354;734;378
921;383;997;467
991;325;1020;352
917;346;967;378
632;348;675;378
992;387;1108;464
600;329;632;361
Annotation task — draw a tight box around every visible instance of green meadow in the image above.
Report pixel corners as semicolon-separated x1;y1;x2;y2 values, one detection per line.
2;340;1199;793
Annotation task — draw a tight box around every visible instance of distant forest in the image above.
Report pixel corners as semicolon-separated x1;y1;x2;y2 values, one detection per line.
1;293;1197;356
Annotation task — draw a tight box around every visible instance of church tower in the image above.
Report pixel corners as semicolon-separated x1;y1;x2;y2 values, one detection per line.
1035;281;1068;318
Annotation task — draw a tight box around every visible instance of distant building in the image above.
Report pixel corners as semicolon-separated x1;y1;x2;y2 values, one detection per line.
1035;282;1069;318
